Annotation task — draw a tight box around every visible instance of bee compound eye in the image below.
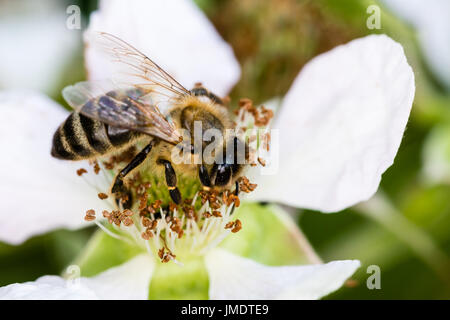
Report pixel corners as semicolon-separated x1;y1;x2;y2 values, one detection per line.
214;164;232;187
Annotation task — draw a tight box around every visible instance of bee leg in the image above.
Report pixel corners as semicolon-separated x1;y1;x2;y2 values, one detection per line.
158;159;182;205
111;141;156;207
229;181;240;216
198;164;212;187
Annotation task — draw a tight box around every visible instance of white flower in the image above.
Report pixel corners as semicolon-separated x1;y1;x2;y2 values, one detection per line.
0;248;359;300
85;0;240;97
0;0;414;299
248;31;415;212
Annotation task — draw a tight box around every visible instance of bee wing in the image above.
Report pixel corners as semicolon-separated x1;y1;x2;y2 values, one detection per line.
87;32;191;109
62;81;181;144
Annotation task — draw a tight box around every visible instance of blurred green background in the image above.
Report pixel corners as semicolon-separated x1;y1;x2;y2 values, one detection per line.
0;0;449;299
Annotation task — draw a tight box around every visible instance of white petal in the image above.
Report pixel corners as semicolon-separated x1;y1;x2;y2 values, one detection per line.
0;91;111;244
0;276;97;300
249;35;415;212
381;0;450;90
81;254;154;299
85;0;240;97
0;254;154;300
205;248;359;300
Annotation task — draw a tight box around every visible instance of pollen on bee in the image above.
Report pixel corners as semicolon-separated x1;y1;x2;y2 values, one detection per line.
103;147;138;170
103;161;114;170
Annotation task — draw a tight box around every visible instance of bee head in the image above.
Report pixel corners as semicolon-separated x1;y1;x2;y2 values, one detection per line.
206;136;248;188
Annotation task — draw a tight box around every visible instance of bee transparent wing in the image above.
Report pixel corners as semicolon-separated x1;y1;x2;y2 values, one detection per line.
62;80;115;109
88;32;191;109
62;81;181;144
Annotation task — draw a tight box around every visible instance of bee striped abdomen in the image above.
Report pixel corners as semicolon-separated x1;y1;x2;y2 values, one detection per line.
63;112;95;158
78;113;111;154
106;124;138;147
51;112;141;160
51;123;77;160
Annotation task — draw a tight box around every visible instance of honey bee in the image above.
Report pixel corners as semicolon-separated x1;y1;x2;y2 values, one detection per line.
51;32;247;206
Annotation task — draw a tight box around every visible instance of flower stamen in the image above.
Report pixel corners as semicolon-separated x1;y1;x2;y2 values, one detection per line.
76;100;271;263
